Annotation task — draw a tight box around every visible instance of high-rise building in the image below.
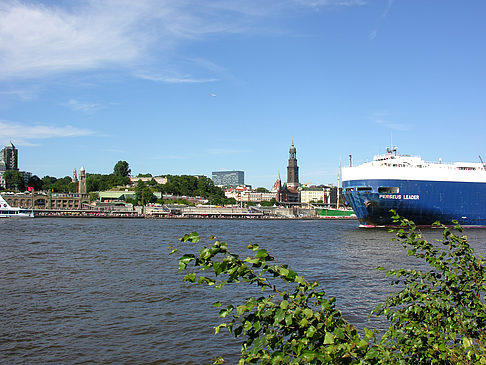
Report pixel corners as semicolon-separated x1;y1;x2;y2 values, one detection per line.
0;141;18;171
0;142;20;189
212;171;244;186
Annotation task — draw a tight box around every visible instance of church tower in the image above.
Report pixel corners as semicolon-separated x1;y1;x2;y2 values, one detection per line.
287;142;299;189
78;166;86;194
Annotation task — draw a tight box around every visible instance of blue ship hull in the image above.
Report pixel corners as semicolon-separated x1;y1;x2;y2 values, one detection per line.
343;179;486;227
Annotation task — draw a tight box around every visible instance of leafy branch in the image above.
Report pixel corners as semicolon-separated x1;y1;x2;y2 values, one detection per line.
170;214;486;364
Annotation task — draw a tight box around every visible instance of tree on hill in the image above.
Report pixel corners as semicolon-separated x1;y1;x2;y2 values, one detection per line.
86;173;130;193
4;170;25;191
135;180;155;205
260;198;277;206
113;161;131;177
27;175;43;191
152;175;231;205
41;176;78;193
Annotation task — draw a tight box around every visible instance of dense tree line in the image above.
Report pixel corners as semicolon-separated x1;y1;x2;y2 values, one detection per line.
135;175;234;206
0;174;130;193
156;175;225;200
2;160;234;205
86;174;131;192
2;160;132;193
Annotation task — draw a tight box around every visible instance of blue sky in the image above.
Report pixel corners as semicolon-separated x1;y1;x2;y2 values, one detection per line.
0;0;485;188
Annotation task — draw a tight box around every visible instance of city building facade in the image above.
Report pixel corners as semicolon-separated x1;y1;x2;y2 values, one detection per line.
225;186;276;203
300;186;333;205
130;176;168;185
212;170;244;186
2;191;90;209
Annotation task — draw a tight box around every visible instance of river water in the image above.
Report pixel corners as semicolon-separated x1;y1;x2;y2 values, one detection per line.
1;218;485;364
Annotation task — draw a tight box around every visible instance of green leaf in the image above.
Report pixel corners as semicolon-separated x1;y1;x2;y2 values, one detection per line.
184;272;196;282
463;337;473;348
285;313;293;326
364;328;374;340
278;266;289;277
306;325;317;338
275;308;285;323
212;356;225;364
255;249;268;258
303;308;313;318
295;276;306;285
178;254;195;271
302;350;317;362
364;347;379;360
299;318;308;327
324;332;334;345
237;305;248;315
253;321;261;332
180;232;199;243
214;323;226;334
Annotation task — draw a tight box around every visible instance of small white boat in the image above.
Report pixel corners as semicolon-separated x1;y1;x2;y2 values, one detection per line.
0;195;34;218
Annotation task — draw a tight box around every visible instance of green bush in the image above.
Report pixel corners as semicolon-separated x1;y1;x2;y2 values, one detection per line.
170;214;486;364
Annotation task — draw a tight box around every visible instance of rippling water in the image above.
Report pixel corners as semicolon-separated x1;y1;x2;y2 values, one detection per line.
1;218;485;364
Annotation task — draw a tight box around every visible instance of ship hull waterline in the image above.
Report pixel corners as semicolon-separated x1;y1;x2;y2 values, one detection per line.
343;179;486;228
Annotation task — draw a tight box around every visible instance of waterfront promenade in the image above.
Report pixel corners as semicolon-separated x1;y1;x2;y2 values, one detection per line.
32;205;357;219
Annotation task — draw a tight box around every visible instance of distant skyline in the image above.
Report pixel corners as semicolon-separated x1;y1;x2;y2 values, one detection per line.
1;0;485;188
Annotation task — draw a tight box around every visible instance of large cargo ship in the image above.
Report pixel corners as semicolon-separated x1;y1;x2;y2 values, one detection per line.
342;147;486;227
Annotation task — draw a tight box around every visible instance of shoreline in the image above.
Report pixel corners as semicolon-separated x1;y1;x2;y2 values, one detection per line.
33;212;357;220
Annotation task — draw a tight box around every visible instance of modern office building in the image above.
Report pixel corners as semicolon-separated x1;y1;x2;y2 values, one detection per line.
0;141;26;189
212;171;244;186
0;141;18;172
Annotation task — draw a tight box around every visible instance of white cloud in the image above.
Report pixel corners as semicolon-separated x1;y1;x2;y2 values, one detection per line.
0;1;143;79
0;0;367;82
369;0;395;40
0;0;259;81
135;72;218;84
294;0;366;6
64;99;103;113
0;88;39;100
0;120;96;146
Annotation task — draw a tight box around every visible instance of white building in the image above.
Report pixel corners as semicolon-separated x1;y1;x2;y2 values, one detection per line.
130;176;168;185
300;187;332;205
225;187;276;203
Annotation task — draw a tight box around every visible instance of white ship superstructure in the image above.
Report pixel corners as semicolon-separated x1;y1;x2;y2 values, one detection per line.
0;195;34;218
